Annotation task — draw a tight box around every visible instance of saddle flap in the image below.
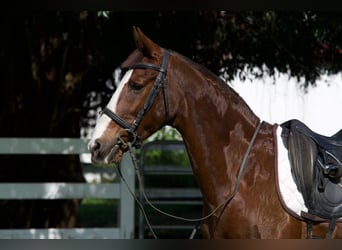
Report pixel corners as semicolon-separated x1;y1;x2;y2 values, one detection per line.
287;128;317;205
281;119;342;220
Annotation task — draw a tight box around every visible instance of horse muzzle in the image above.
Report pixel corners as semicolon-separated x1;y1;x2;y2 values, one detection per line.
89;129;139;165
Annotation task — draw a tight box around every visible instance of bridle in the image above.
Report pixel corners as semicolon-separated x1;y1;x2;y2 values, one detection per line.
99;48;264;238
102;49;170;147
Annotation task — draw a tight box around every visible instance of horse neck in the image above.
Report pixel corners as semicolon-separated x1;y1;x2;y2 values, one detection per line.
169;55;260;204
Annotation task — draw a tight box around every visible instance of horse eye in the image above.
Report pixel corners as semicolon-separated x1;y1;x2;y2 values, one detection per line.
129;81;144;92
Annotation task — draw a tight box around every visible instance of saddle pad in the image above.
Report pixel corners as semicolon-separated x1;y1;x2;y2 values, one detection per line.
276;126;308;218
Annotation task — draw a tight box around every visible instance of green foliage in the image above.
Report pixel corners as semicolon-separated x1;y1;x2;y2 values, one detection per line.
77;199;118;227
142;147;190;167
147;126;183;141
192;11;342;86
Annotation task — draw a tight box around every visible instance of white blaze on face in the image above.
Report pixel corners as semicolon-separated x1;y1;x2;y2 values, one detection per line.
89;70;133;148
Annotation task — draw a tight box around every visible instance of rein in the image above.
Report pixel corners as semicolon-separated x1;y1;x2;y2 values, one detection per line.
118;121;263;239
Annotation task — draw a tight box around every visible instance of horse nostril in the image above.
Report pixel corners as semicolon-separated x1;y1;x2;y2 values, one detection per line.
90;139;101;153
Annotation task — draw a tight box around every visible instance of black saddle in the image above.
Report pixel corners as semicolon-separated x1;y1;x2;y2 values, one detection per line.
280;119;342;221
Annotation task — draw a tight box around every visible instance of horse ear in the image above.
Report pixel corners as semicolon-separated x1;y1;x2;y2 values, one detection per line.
132;26;160;58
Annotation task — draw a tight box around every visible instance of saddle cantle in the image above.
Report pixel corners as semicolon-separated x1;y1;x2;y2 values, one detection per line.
280;119;342;221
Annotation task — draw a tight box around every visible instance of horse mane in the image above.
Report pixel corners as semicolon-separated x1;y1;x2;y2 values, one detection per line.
174;51;246;99
121;48;227;90
173;51;258;124
120;48;249;113
173;51;237;93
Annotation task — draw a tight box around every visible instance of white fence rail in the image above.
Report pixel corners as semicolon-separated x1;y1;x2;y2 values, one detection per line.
0;138;135;239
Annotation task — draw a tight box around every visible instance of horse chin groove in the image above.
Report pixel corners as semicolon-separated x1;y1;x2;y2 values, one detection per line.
106;147;124;164
91;145;124;167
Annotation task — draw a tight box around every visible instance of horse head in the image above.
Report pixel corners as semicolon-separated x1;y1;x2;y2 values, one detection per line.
89;27;176;164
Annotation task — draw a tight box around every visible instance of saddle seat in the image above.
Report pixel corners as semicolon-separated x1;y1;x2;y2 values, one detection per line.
280;119;342;221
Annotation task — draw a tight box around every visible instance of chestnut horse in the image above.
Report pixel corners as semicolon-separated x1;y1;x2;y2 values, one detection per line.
88;27;342;238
